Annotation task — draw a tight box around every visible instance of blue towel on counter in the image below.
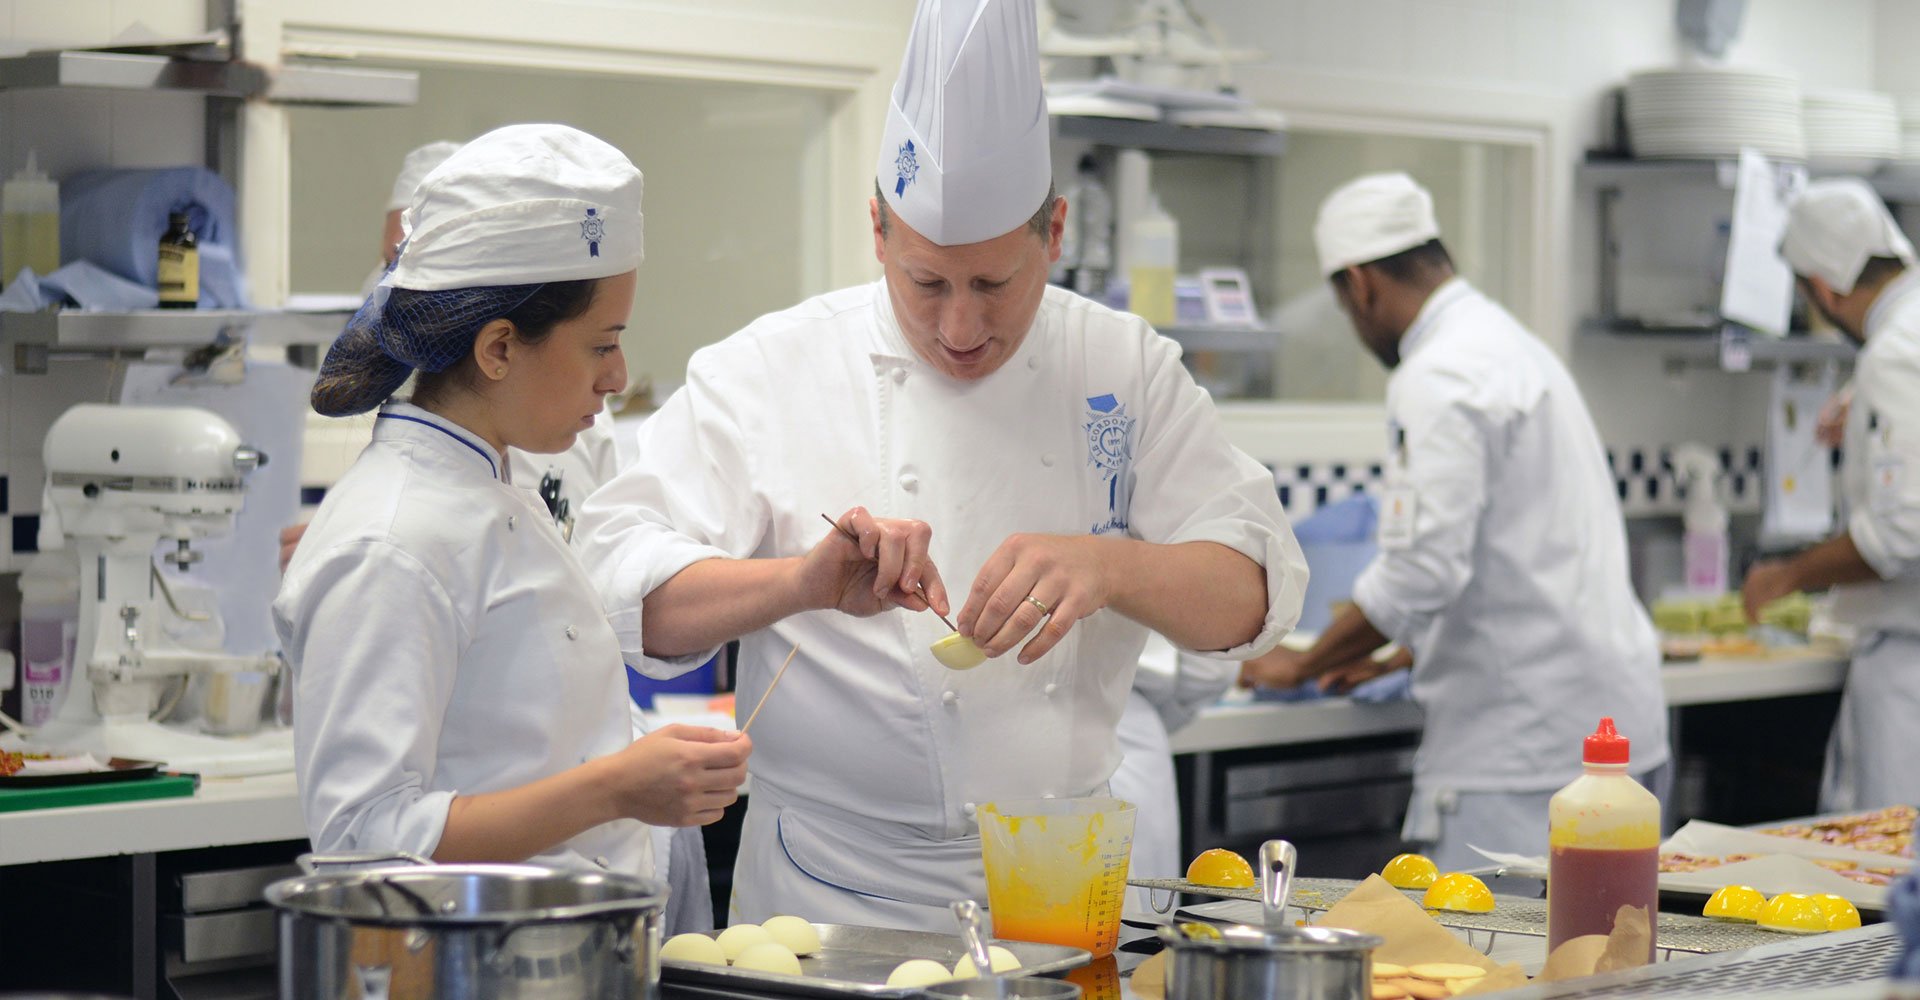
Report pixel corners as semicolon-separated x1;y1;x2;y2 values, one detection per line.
60;166;249;309
1292;493;1380;633
1250;667;1411;705
1893;872;1920;980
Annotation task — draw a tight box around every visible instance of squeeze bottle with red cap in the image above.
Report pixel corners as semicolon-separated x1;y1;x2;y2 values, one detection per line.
1547;717;1661;959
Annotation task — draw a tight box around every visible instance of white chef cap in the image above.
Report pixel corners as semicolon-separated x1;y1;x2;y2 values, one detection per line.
386;141;464;212
1779;178;1916;295
876;0;1051;247
388;123;643;291
1313;172;1442;277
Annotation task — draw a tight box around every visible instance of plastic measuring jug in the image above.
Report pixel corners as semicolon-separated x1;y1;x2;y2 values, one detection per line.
978;796;1135;959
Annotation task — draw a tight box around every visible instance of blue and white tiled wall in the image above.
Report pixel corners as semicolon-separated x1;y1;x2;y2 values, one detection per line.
1267;441;1777;523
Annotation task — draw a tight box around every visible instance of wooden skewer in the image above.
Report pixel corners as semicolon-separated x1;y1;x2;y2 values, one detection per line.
818;512;959;632
739;642;800;736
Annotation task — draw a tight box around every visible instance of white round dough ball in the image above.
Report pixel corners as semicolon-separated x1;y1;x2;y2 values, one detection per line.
733;941;803;976
715;923;773;963
953;945;1022;978
887;959;955;988
660;933;727;966
760;914;822;956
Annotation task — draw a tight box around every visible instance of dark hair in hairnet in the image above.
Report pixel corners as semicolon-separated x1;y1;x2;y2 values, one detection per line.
311;279;599;417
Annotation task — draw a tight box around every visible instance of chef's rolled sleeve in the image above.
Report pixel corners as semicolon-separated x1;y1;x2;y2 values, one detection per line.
576;350;769;677
1129;331;1307;659
276;540;460;859
1352;401;1491;648
1848;348;1920;580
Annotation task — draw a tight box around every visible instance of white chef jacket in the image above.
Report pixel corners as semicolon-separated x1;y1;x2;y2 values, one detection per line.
1821;268;1920;812
576;280;1305;924
275;403;651;876
1351;279;1669;823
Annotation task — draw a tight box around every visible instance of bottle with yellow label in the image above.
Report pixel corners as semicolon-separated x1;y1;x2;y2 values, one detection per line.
1126;196;1178;328
1547;717;1660;960
157;211;199;309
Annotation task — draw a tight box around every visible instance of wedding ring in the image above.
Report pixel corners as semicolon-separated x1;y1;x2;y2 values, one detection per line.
1025;595;1051;615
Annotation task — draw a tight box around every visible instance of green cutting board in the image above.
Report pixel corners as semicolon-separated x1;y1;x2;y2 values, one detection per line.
0;773;199;813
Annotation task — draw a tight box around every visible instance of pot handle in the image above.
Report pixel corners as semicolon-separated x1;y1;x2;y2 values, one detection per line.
1258;839;1297;934
297;851;433;875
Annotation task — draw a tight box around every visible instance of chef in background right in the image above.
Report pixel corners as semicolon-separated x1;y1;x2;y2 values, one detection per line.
1742;178;1920;814
1240;173;1670;870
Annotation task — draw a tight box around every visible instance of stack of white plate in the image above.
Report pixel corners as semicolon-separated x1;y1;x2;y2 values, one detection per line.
1626;67;1804;161
1896;96;1920;164
1802;89;1901;175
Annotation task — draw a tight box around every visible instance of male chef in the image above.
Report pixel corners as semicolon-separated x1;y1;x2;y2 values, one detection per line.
576;0;1306;928
1239;173;1669;870
1742;178;1920;813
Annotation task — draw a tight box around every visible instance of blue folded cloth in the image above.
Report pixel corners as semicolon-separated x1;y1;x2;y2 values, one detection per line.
1893;872;1920;981
60;166;249;308
39;260;158;310
1248;666;1412;704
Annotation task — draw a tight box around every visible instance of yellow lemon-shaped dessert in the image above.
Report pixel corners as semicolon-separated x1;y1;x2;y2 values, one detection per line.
1757;893;1829;934
1703;885;1766;923
1381;853;1440;890
1422;873;1495;914
887;959;955;988
1813;894;1861;931
952;945;1022;978
1186;848;1256;889
931;632;988;670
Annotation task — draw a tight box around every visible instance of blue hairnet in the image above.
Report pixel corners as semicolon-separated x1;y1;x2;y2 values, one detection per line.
311;281;542;417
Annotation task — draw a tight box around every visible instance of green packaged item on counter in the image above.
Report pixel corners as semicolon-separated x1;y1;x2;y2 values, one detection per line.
0;773;198;813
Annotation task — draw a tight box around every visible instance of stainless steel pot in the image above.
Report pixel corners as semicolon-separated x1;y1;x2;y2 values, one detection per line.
265;855;665;1000
1157;841;1382;1000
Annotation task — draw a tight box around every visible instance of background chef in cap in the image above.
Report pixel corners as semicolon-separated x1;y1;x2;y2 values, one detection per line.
576;0;1305;927
1239;172;1670;870
1742;178;1920;814
278;124;751;875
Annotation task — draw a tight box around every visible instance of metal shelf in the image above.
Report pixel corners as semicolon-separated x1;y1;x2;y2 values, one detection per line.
1579;318;1856;365
2;309;348;357
1053;114;1286;157
1159;323;1277;353
0;50;416;106
1581;154;1920;203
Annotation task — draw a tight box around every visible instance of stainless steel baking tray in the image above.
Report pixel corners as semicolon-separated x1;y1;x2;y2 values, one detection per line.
660;923;1091;998
1131;876;1802;956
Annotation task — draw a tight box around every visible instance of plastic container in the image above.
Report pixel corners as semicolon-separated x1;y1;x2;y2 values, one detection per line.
1126;197;1178;327
979;796;1135;959
156;211;199;309
2;150;61;285
1547;717;1661;960
17;551;80;728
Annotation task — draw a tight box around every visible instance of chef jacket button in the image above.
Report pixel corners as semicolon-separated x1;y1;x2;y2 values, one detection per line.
1027;356;1040;370
900;473;920;492
564;625;578;640
942;690;958;705
1041;453;1055;468
507;515;516;531
594;856;611;869
893;367;908;384
963;802;977;817
1044;682;1058;696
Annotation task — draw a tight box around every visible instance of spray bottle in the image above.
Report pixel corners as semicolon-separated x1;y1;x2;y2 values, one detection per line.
1673;442;1728;595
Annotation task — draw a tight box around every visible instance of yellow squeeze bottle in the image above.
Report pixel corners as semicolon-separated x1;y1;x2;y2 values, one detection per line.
2;151;60;285
1126;196;1178;328
1547;717;1661;960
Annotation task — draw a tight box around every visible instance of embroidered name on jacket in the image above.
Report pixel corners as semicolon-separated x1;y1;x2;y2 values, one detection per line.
1085;393;1135;535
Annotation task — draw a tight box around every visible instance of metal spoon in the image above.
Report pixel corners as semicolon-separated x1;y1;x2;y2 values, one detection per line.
950;898;1011;998
1260;839;1298;934
818;512;958;632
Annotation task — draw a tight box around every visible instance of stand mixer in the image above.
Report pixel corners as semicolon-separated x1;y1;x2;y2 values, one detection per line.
27;403;294;776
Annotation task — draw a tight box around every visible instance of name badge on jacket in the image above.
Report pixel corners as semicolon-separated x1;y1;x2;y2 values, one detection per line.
1379;487;1418;550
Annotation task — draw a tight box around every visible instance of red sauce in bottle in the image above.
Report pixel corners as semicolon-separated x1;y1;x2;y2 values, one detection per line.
1547;844;1659;960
